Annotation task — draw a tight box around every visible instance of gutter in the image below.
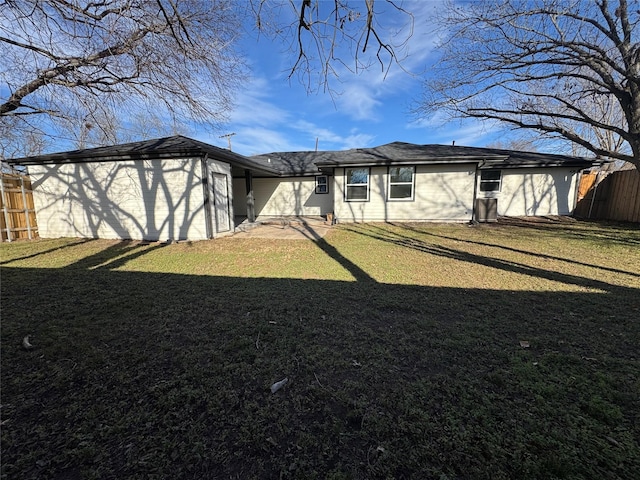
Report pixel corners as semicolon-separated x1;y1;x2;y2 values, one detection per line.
314;155;508;169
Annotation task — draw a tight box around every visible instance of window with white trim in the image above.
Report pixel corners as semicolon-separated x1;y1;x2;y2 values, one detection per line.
315;175;328;194
388;166;415;200
345;168;369;201
480;169;502;192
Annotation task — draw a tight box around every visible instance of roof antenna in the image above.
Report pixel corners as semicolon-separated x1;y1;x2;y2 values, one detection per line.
315;137;319;152
219;132;236;151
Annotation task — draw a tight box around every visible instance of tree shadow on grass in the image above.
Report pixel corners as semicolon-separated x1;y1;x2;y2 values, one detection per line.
1;233;639;479
0;238;97;265
65;239;170;271
2;267;639;479
341;223;640;289
495;217;640;246
410;224;640;279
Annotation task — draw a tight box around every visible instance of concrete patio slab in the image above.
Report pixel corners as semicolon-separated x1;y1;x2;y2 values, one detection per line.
232;216;333;240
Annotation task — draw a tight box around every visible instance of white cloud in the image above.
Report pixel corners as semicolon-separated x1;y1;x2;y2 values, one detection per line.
340;132;376;149
310;0;445;122
291;120;342;143
339;83;384;121
228;77;290;126
406;109;452;129
216;74;381;154
291;120;375;150
221;127;310;156
200;128;299;156
405;114;506;147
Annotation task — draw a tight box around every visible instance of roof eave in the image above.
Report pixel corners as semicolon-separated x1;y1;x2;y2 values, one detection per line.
10;147;281;177
8;150;201;166
482;160;605;169
315;155;508;168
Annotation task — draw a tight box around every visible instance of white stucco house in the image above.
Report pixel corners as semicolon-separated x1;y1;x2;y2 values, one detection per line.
7;135;602;241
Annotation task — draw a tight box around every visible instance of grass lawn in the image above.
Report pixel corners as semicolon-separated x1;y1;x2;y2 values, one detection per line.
1;219;639;479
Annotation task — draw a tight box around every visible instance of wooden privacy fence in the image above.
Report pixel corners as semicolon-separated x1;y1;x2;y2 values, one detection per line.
574;169;640;223
1;173;39;242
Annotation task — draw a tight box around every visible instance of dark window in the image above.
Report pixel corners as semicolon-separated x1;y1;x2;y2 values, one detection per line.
388;166;415;200
315;175;329;194
480;169;502;192
345;168;369;201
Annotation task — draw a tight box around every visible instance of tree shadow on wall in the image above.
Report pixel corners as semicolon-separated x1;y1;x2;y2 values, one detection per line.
31;158;206;241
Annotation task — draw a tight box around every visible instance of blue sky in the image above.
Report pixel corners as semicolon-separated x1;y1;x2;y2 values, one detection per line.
198;0;510;156
1;1;515;157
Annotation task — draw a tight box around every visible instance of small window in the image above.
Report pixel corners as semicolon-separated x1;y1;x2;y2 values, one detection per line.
315;175;329;194
345;168;369;201
480;169;502;192
388;166;415;200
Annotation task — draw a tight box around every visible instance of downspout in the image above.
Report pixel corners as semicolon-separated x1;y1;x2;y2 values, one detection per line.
201;154;213;239
471;161;484;223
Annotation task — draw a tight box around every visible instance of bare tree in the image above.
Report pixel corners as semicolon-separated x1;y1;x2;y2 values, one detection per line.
421;0;640;170
0;116;49;159
1;1;413;155
0;0;245;151
485;138;540;152
564;74;630;159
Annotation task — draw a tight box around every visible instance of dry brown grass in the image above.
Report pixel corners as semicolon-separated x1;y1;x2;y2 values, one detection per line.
2;220;639;479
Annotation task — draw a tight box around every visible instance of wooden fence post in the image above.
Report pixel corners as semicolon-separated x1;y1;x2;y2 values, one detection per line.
1;175;12;242
20;175;33;239
1;172;39;242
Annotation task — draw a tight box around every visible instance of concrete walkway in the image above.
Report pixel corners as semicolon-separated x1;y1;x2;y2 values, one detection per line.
232;216;333;240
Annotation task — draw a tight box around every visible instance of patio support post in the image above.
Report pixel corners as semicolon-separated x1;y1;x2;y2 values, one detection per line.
245;169;255;223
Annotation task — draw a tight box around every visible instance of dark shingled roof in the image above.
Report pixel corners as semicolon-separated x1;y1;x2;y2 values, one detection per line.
249;150;339;176
253;142;602;174
8;137;603;177
7;135;281;176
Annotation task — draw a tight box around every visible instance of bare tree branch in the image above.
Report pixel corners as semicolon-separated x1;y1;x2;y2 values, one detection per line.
1;0;413;154
253;0;413;93
422;0;639;170
1;0;245;147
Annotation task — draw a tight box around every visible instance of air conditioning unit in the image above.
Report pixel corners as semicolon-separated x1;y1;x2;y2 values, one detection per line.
475;198;498;222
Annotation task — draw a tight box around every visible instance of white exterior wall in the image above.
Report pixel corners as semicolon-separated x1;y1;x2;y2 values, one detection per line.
489;168;579;216
333;165;476;222
232;176;334;217
28;157;225;241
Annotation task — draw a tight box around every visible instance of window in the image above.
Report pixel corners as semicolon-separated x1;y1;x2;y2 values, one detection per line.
315;175;329;194
345;168;369;201
388;166;415;200
480;169;502;192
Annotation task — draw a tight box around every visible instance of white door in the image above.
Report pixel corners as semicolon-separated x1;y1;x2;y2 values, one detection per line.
211;173;230;233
